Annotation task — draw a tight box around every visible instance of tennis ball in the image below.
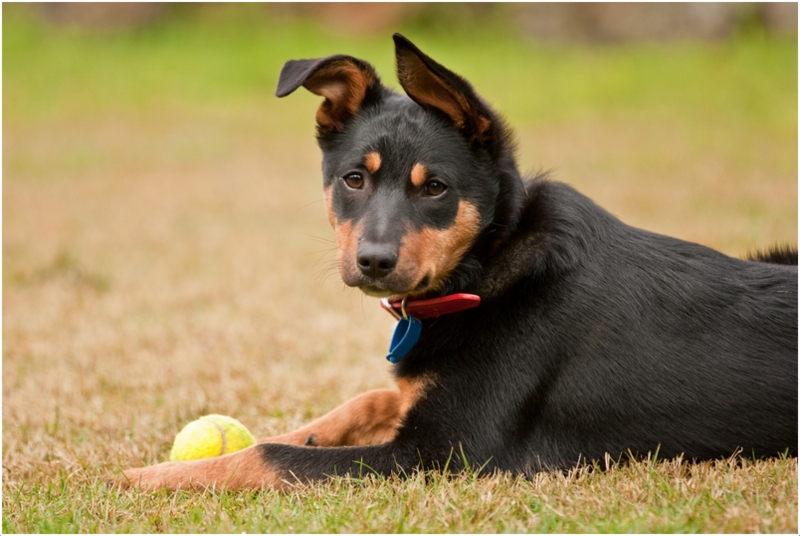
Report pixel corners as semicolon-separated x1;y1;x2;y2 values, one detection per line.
169;414;256;462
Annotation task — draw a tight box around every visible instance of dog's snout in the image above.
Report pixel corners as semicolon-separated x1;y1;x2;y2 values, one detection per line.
357;243;398;279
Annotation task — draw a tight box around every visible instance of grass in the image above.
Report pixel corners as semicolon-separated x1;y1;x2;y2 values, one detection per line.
3;456;797;533
3;4;797;533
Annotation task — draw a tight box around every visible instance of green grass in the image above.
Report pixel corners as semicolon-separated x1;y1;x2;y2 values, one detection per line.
3;4;797;533
4;457;797;533
4;4;796;133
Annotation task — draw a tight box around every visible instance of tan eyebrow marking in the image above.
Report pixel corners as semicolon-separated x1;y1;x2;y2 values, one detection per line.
410;163;427;187
364;152;382;174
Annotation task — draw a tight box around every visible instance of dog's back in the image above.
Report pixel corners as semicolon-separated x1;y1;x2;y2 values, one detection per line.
499;180;797;468
747;245;798;265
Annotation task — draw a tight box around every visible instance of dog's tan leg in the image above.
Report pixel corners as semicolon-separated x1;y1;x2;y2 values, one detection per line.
261;388;401;447
261;378;429;447
117;446;285;491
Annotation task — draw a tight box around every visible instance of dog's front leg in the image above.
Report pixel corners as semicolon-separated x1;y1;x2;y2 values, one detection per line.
114;379;430;491
116;445;284;491
116;441;418;491
262;383;422;447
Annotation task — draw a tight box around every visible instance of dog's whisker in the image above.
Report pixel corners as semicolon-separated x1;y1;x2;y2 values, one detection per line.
297;198;326;210
303;232;336;245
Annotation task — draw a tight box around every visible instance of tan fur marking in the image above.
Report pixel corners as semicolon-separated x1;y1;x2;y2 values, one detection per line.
403;56;465;128
262;389;400;447
260;375;435;448
327;190;366;287
410;163;427;188
118;446;284;491
323;186;335;229
398;51;491;142
364;152;382;174
397;375;434;416
334;218;365;286
305;61;375;130
395;200;482;296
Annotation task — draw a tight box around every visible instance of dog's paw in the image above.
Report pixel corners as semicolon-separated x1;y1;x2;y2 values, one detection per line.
111;463;189;491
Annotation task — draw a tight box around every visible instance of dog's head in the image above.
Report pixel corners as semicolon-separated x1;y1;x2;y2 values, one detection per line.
277;34;525;299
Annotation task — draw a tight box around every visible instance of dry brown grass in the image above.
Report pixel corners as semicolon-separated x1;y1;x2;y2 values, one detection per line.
2;17;797;530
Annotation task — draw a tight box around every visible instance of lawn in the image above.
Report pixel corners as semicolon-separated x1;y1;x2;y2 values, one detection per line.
3;5;797;533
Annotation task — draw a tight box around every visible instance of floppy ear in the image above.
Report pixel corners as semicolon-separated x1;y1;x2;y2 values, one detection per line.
394;33;493;145
276;55;382;135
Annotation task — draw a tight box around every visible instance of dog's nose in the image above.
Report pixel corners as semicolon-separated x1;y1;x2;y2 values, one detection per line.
357;243;398;279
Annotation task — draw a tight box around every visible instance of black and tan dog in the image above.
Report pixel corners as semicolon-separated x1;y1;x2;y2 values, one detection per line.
118;34;797;491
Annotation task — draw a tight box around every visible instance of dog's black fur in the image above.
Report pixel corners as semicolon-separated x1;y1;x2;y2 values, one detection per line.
270;34;797;475
119;34;797;490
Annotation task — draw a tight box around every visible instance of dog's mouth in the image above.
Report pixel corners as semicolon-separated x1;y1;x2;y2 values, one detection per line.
357;274;433;299
359;285;398;298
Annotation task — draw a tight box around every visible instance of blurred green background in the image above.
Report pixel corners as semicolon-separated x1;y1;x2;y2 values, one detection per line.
5;2;798;127
4;2;796;252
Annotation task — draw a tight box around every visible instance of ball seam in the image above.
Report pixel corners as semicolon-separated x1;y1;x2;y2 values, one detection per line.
202;417;228;455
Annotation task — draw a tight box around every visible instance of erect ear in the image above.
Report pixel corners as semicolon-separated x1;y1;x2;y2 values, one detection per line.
276;55;382;135
394;33;493;145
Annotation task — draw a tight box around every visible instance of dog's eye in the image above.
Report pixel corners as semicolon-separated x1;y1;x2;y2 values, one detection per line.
424;180;447;197
342;173;364;190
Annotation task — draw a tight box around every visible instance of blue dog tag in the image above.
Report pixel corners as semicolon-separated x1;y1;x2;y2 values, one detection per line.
386;315;423;363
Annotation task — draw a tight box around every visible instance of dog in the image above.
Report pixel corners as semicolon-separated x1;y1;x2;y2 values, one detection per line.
117;34;797;491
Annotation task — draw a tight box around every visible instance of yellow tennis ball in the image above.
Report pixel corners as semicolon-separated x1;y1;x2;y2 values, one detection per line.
169;414;256;462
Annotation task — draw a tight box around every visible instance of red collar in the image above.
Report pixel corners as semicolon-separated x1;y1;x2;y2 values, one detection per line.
380;293;481;320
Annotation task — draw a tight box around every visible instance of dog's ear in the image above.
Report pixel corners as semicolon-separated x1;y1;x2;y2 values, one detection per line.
394;33;493;145
276;55;382;135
